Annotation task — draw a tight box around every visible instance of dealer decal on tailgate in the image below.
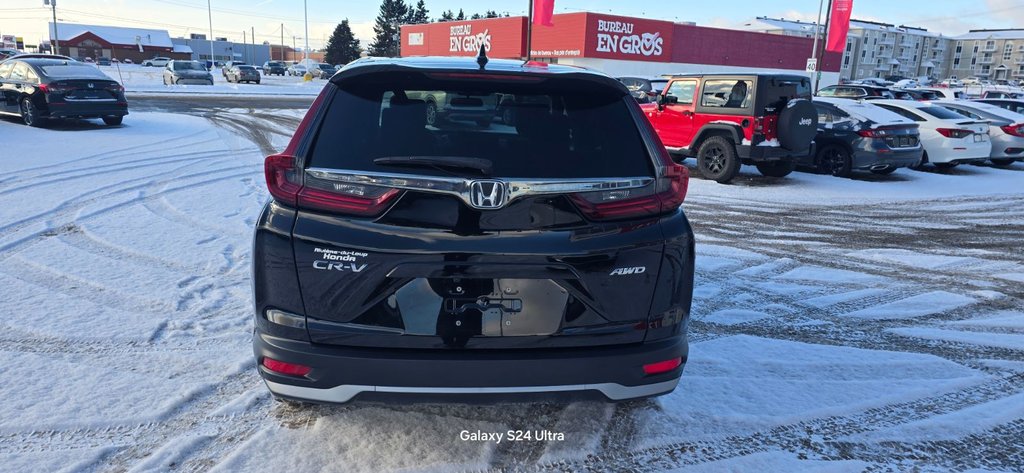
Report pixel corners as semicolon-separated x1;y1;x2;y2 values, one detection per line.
312;247;368;272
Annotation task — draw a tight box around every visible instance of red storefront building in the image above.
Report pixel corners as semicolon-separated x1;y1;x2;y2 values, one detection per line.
401;12;842;85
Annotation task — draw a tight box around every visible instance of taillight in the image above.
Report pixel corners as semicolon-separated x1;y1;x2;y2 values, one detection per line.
1000;124;1024;137
263;155;401;216
298;174;401;217
935;128;974;139
264;154;302;206
38;83;73;94
262;358;311;377
569;145;688;221
857;126;900;138
106;83;125;93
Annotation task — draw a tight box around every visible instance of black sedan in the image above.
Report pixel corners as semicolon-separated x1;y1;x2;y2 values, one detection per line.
801;97;923;177
0;58;127;127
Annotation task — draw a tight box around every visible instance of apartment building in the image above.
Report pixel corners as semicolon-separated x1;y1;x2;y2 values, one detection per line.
739;17;954;81
948;29;1024;82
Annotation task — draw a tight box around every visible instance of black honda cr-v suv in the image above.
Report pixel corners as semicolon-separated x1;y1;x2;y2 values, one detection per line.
252;56;695;403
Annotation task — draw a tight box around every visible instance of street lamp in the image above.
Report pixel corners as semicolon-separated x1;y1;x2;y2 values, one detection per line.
43;0;58;53
207;0;215;67
303;0;309;63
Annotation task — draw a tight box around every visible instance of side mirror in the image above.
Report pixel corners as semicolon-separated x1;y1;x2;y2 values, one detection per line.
657;94;678;111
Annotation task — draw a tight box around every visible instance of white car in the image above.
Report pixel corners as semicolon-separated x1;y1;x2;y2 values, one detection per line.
934;100;1024;166
286;64;307;76
940;78;962;88
872;100;991;169
893;79;919;89
142;57;171;67
912;87;965;100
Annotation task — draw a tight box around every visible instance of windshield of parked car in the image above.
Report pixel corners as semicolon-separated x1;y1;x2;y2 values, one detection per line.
238;65;256;71
173;61;205;71
309;77;652;179
267;61;283;66
318;64;333;70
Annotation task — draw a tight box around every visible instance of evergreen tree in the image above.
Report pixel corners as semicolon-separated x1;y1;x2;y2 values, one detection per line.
485;10;498;18
470;13;482;20
324;19;362;65
456;9;465;20
369;0;409;57
439;10;454;21
407;0;429;24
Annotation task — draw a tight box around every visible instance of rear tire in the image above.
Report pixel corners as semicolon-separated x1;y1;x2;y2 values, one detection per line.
816;144;853;177
756;160;796;178
991;158;1016;166
20;98;47;128
696;136;741;183
870;166;897;175
102;116;123;126
934;162;959;170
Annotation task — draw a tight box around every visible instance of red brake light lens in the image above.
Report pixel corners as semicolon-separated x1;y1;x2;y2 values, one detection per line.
264;154;302;206
298;175;402;217
1000;124;1024;137
935;128;974;139
643;357;682;375
569;151;688;221
262;358;312;377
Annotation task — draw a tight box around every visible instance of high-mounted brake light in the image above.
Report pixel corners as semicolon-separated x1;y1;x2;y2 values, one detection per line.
262;358;312;377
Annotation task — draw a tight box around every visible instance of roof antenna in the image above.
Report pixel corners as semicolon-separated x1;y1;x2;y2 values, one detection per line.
476;45;488;70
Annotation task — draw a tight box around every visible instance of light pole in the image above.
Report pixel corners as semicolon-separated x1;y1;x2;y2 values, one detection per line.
810;0;825;87
303;0;309;63
207;0;215;67
44;0;58;54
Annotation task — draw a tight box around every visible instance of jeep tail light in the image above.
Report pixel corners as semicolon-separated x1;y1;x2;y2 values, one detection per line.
643;357;682;375
935;128;974;139
262;358;311;377
1000;124;1024;137
570;145;688;221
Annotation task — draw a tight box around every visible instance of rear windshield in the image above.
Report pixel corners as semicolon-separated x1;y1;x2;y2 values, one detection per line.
39;65;109;79
239;66;256;71
919;106;969;120
308;76;652;178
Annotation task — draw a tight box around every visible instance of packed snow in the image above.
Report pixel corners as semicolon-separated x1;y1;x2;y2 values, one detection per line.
1;101;1023;471
98;63;326;96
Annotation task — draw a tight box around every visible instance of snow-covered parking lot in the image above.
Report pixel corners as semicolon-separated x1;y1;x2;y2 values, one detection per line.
1;105;1023;472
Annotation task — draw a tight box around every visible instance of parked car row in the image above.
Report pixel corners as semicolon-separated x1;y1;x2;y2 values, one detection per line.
619;75;1024;183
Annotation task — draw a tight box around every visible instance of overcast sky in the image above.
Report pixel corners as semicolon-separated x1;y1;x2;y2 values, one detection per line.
2;0;1022;50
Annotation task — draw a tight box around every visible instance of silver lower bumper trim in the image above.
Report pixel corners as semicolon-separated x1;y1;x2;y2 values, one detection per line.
264;378;679;403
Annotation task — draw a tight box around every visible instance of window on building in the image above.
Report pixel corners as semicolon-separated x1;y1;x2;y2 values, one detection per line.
986;40;995;50
1005;43;1014;61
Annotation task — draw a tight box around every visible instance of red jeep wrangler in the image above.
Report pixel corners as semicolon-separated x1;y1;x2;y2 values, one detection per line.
641;74;818;183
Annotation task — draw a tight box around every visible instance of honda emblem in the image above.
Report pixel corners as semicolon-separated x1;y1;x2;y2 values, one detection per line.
468;180;507;209
87;83;95;88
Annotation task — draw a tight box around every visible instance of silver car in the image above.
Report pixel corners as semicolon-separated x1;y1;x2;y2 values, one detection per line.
163;60;213;85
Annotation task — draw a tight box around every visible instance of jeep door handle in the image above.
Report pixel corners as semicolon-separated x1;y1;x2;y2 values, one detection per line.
682;110;693;117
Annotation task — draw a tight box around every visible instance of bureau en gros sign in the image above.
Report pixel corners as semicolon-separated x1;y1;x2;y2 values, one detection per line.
595;20;664;57
449;24;491;53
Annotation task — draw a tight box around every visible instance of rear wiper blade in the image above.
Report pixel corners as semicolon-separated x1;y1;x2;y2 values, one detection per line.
373;156;493;175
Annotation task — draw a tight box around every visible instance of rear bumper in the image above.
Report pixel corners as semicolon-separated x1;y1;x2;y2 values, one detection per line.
254;331;687;403
737;143;813;162
45;101;128;118
852;147;923;169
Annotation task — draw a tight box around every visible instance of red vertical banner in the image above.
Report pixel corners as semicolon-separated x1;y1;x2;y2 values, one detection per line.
533;0;555;27
826;0;853;53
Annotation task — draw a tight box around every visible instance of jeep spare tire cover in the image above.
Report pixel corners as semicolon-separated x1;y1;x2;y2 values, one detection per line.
776;99;818;150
